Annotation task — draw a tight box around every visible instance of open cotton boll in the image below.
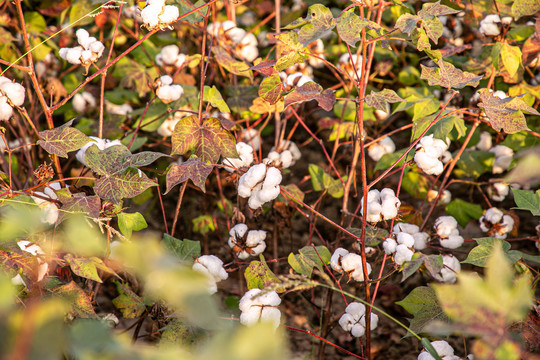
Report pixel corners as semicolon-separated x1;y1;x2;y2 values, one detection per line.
241;163;267;188
490;145;514;174
222;142;254;172
383;238;397;255
434;216;458;238
156;82;184;103
483;207;504;224
338;53;363;80
341;253;371;282
339;301;378;337
488;182;509;201
229;223;248;240
241;128;261;150
285;72;313;88
368;137;395;162
394;222;420;234
0;81;26;107
72;91;96;113
394;244;414;265
396;233;415;248
192;255;228;294
414;152;444;175
440;229;464;249
32;192;60;225
493;90;507;99
227;27;247;44
433;255;461;283
105;101;133;116
156;44;182;66
0;96;13;121
60;47;83;65
476;131;492;151
412;232;429;250
418;340;457;360
427;189;452;205
479;14;501;36
365;201;382;223
239;289;281;329
330;247;349;272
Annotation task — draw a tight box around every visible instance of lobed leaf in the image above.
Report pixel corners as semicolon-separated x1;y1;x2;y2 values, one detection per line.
56;192;101;224
117;212;148;238
417;0;459;18
365;89;405;112
258;75;285;105
295;4;336;46
37;120;91;158
512;188;540;216
395;13;419;36
203;85;231;113
396;286;448;335
112;282;146;319
162;234;201;262
213;47;253;79
94;169;157;203
445;199;483;227
288;245;331;277
165;158;214;194
244;257;281;290
171;115;237;164
336;10;381;48
284;82;336;111
420;59;483;89
478;89;539;134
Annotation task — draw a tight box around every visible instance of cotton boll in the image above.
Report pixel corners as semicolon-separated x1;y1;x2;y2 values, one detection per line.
159;5;179;25
368;137;395;161
157;45;181;66
229;223;248;240
381;196;400;220
394;223;420;234
246;230;266;248
32;195;59;225
156;84;184;103
254;185;280;203
0;82;25;107
330;247;349;272
227;27;247;44
239;44;258;63
394;244;414;265
476;131;492;151
415;152;444;175
434;216;458;238
72;91;96;113
239;289;281;329
397;233;415;248
341;253;371;281
412;232;429;250
223;142;254;172
493;90;507;100
433;255;461;283
365;201;382;223
479;14;501;36
488;182;509;201
241;128;261;150
483;207;503;224
241;163;267;188
383;238;397;255
440;230;464;249
193;255;228;282
431;340;455;357
76;29;90;44
285;72;313;88
0;96;13;121
64;47;83;65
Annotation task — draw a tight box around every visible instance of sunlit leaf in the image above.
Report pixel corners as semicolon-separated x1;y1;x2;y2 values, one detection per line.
336;10;381;47
37;120;90;158
56;192;101;223
171;115;237;164
245;257;281;290
294;4;336;46
365;89;405;112
93;169;157;203
284;82;336;111
417;1;459;18
213;47;253;78
511;0;540;18
395;13;419;36
259;75;285;105
420;59;483;89
478;89;539;134
51;281;96;317
117;212;148;238
500;44;522;78
288;245;331;277
203;85;230;113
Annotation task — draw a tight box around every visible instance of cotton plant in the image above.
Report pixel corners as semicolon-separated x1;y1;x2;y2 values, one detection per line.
76;136;123;166
368;137;396;162
414;135;451;176
192;255;228;294
489;145;514;174
16;240;48;282
263;140;301;169
31;182;62;226
239;289;281;330
487;182;509;202
338;302;379;338
72;91;96;114
207;21;259;62
330;248;372;282
383;231;416;265
155;44;186;68
0;76;25;121
434;216;464;249
228;223;267;259
237;163;282;209
154;75;184;103
427;189;452;206
432;254;461;284
361;188;401;223
417;340;465;360
140;0;179;31
479;207;514;240
59;29;105;68
222;142;254;172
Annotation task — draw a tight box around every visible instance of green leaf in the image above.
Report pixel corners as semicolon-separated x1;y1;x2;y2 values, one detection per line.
213;47;253;78
244;257;281;290
192;215;215;235
176;0;205;23
512;188;540;216
402;168;429;199
308;164;344;198
455;150;494;178
117;212;148;238
203;85;231;113
401;254;443;282
284;82;336;111
412;28;431;51
274;32;308;72
336;10;381;48
259;75;285;105
445;199;483;227
69;0;94;26
347;227;388;246
112;58;159;97
421;17;443;43
37;120;91;158
463;237;519;267
93;169;157;203
420;59;482;89
435;244;532;326
396;286;448;335
500;44;522;78
295;4;336;46
288;245;331;277
171;115;238;164
478;89;539;134
365;89;405;112
64;254;115;283
112;282;146;319
24;12;47;35
51;281;97;318
512;0;540;18
417;1;459;18
374;148;413;171
165;158;214;194
395;13;420;36
162;234;201;262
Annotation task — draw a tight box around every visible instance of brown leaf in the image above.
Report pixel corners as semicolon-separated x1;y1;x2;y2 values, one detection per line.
284;82;336;111
478;89;539;133
165;158;213;193
420;59;483;89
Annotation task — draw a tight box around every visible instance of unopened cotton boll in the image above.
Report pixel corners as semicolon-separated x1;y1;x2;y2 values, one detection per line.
341;253;371;281
222;142;254;172
330;247;349;272
433;255;461;283
479;14;501;36
368;137;396;161
239;289;281;329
